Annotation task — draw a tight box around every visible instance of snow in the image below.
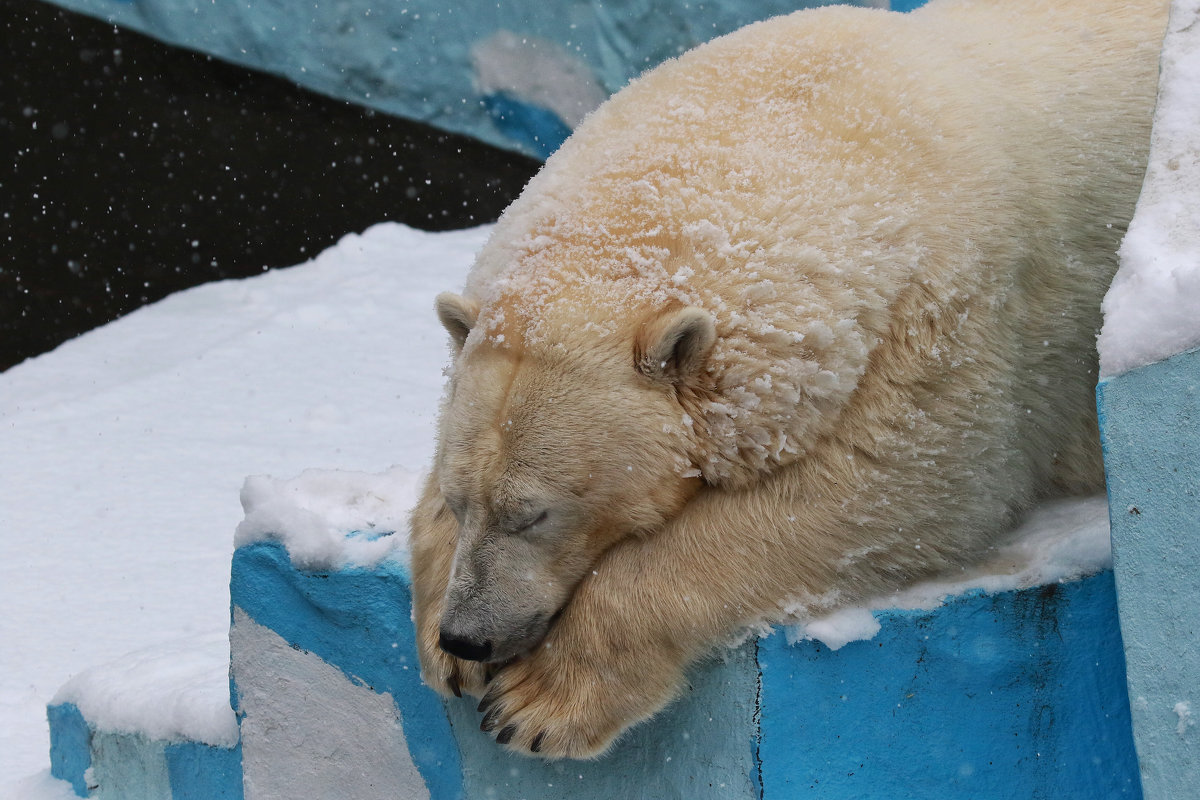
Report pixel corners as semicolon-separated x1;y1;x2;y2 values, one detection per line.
793;607;882;651
789;496;1111;649
1098;0;1200;378
235;467;419;570
0;222;483;797
1;772;79;800
51;633;239;748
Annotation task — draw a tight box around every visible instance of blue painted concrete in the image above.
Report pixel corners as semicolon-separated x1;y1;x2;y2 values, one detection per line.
164;741;244;800
229;542;461;800
48;703;92;797
444;642;760;800
231;541;759;799
230;539;1139;799
36;0;876;157
480;94;574;160
759;571;1141;799
87;730;171;799
46;701;244;800
1098;345;1200;800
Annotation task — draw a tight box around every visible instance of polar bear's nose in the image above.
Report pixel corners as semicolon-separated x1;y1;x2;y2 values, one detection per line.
439;629;493;662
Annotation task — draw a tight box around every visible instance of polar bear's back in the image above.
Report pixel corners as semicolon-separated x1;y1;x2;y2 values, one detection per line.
465;0;1164;499
472;0;1164;313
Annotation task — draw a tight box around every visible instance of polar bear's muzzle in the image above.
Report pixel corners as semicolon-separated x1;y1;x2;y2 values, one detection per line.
437;506;593;664
438;604;559;664
438;629;494;663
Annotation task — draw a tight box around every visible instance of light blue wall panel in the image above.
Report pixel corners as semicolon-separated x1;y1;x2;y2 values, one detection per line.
46;701;243;800
1098;346;1200;800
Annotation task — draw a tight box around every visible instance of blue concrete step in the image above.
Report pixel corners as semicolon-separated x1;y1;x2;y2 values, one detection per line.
47;701;242;800
226;540;1140;799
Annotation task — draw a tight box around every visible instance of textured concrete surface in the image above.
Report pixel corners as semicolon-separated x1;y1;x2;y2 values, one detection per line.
225;541;1138;799
1099;346;1200;800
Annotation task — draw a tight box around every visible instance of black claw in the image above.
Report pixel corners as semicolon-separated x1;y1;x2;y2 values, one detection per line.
447;676;461;698
480;706;501;733
477;689;497;714
496;725;516;745
530;731;546;753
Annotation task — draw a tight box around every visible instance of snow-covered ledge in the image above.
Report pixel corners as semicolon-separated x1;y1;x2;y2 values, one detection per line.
45;467;1142;798
46;636;242;799
223;471;1140;799
1095;2;1200;798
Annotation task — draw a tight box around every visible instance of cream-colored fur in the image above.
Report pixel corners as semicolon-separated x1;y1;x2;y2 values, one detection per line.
411;0;1166;758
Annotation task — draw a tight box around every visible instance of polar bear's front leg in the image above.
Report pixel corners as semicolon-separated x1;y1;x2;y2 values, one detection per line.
410;475;489;699
477;468;850;758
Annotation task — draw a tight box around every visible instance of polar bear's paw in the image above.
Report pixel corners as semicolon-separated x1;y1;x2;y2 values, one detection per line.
473;607;681;759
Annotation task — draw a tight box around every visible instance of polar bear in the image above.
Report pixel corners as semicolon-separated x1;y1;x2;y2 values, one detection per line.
410;0;1166;758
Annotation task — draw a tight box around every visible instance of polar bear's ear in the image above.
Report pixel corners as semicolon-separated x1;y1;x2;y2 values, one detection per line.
435;292;479;351
636;306;716;386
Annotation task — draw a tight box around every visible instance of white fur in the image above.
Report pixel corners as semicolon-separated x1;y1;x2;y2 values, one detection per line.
412;0;1167;758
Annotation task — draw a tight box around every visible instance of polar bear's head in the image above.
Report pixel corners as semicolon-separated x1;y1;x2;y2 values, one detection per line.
431;292;714;664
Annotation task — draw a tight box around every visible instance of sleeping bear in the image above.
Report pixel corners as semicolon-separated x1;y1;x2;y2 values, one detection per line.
410;0;1166;758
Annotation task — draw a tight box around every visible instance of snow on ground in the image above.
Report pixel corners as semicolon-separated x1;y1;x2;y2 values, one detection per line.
1098;0;1200;377
0;223;485;796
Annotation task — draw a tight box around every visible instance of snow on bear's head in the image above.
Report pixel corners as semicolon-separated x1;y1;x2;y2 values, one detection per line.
430;291;716;663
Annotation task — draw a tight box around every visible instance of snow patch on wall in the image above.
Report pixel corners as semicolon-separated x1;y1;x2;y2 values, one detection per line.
471;30;608;124
1175;701;1194;737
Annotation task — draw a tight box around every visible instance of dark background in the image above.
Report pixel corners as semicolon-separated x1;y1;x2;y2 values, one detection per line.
1;0;541;372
